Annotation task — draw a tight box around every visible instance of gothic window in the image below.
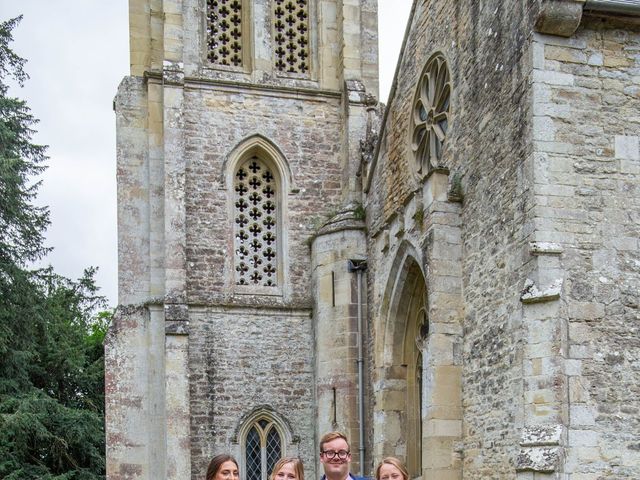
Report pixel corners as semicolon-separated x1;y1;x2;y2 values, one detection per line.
410;53;451;176
234;156;278;287
273;0;310;75
244;418;283;480
207;0;243;67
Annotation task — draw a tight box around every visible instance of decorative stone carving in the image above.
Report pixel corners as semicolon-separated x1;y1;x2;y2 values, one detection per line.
410;52;451;177
516;447;562;472
415;309;429;350
535;0;584;37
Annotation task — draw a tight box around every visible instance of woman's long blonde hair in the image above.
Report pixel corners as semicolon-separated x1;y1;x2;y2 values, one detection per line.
269;457;305;480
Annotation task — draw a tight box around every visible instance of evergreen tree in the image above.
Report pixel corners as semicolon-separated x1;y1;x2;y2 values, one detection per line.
0;16;108;479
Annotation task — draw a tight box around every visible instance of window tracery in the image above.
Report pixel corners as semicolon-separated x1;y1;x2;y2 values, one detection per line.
273;0;310;75
207;0;243;67
244;417;282;480
410;53;451;176
234;156;278;287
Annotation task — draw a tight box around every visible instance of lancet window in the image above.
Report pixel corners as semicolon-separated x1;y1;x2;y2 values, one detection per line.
273;0;310;75
244;418;283;480
234;156;278;287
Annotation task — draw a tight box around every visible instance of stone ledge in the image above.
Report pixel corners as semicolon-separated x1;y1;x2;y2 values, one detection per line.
315;203;367;236
521;278;563;304
516;446;562;472
516;425;564;473
529;242;564;255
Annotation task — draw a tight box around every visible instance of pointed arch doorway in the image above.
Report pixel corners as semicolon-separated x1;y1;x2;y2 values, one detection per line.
374;238;463;480
374;251;427;479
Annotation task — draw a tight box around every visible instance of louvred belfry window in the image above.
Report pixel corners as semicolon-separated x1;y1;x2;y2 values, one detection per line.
234;157;278;287
273;0;310;75
207;0;243;67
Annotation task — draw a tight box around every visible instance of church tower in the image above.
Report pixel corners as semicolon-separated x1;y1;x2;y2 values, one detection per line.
106;1;379;479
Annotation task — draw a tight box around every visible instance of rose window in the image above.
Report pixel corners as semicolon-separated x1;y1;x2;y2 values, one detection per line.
234;157;278;287
410;53;451;175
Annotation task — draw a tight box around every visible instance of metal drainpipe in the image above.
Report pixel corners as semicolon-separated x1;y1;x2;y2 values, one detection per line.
585;0;640;15
348;259;368;477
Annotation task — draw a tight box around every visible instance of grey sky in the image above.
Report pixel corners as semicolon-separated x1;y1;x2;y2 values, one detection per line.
1;1;411;307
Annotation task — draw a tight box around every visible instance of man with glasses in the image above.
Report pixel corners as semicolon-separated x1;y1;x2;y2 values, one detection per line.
319;432;367;480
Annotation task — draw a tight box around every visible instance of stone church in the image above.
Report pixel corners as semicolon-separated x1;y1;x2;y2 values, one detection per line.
106;0;640;479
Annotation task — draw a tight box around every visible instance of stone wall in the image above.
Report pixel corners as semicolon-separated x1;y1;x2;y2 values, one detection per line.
531;12;640;478
365;1;640;479
110;0;378;478
365;0;541;478
188;307;316;478
182;84;345;479
183;86;344;307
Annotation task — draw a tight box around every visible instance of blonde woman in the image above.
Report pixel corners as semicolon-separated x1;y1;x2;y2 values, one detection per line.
270;457;305;480
375;457;408;480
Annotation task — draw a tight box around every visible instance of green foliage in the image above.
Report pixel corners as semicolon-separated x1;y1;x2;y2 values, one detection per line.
0;17;109;479
353;203;365;220
448;172;464;202
412;206;424;228
0;269;109;479
0;16;49;267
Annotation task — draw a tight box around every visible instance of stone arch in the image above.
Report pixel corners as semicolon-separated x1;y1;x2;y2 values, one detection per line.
374;240;425;366
373;190;464;480
224;134;292;293
222;134;296;194
232;405;295;445
373;242;427;478
232;406;297;480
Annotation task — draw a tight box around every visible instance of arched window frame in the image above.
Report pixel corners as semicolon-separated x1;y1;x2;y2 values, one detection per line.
243;417;283;480
234;407;294;480
224;135;295;297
